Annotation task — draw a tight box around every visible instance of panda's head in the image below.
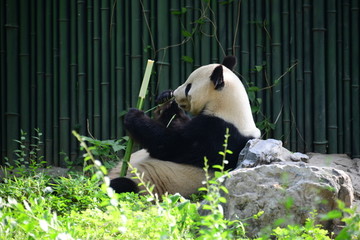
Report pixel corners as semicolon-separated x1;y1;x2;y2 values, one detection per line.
173;56;261;138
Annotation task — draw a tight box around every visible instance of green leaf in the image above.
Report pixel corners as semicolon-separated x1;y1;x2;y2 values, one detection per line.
181;30;192;37
171;7;187;15
181;55;193;63
321;210;342;220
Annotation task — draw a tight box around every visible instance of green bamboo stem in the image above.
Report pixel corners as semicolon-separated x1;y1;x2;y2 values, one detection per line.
313;0;327;153
240;0;249;82
36;0;45;153
5;0;20;164
170;1;181;87
351;0;360;158
265;0;272;137
336;0;344;153
295;0;304;152
255;0;264;124
210;0;218;63
289;0;297;151
326;0;338;154
271;0;282;140
110;3;116;140
115;0;125;137
52;0;59;166
303;0;313;152
131;0;142;105
77;0;86;137
194;0;200;68
282;0;290;149
342;0;351;155
45;0;53;164
87;0;94;133
93;0;101;138
157;0;170;90
19;0;30;151
59;0;70;166
120;59;154;177
0;0;5;162
70;0;77;161
101;0;110;139
249;0;255;83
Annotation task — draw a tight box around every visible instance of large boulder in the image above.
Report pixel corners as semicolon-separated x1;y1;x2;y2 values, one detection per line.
219;139;355;237
223;162;353;237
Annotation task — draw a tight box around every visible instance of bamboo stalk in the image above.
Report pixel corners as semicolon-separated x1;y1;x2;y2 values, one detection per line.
115;0;125;137
289;0;297;151
36;0;45;158
157;0;170;90
77;0;86;137
52;0;59;166
226;2;233;56
201;1;211;65
254;0;264;124
59;0;70;166
19;0;30;150
70;0;78;162
193;0;200;68
336;0;344;153
282;0;290;149
0;0;5;162
343;0;351;155
5;0;20;164
120;60;154;177
131;0;142;105
249;0;255;84
240;0;249;83
110;0;116;139
87;0;94;135
210;0;218;63
101;0;110;139
264;0;272;137
295;0;304;152
351;0;360;158
326;0;338;154
271;0;282;140
303;0;313;152
170;1;181;87
45;0;53;164
93;0;101;138
185;0;194;75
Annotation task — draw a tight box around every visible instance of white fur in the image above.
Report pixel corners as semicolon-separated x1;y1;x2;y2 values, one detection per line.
173;64;261;138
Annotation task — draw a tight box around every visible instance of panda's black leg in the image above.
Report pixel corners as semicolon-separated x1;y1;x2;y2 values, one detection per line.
109;177;139;194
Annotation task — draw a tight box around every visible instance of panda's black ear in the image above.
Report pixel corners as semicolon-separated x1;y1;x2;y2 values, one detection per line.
222;56;237;70
210;65;224;90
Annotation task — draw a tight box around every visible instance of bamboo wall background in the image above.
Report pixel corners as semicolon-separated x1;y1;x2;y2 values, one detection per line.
1;0;359;167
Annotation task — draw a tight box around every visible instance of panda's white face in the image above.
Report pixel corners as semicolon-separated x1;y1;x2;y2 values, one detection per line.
173;63;261;138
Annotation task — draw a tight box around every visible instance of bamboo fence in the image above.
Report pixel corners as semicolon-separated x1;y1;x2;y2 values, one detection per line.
1;0;359;166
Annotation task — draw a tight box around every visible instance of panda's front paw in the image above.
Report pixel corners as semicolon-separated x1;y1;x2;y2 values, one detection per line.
156;90;174;104
124;108;145;128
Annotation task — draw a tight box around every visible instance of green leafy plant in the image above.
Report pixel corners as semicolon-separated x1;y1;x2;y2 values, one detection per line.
4;128;47;174
197;128;247;239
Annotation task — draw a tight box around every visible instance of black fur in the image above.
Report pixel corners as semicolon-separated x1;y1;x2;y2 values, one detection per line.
154;90;190;129
109;177;139;193
125;110;252;170
222;56;237;70
210;65;225;90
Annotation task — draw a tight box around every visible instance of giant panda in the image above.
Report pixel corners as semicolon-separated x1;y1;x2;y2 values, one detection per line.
109;56;261;198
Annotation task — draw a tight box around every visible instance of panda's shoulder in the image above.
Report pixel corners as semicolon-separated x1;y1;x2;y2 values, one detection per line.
186;115;237;132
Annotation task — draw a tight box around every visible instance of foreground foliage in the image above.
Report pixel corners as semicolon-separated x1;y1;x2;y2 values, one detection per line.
1;130;359;239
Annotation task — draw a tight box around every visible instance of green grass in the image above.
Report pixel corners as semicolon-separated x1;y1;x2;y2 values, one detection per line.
1;130;359;239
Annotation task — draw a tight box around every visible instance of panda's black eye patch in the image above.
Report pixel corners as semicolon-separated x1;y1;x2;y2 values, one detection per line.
185;83;192;97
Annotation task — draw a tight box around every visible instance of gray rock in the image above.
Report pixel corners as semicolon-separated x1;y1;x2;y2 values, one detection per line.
237;139;309;168
222;162;354;238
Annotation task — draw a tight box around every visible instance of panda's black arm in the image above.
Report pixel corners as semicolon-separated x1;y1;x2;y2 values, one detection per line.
124;108;185;149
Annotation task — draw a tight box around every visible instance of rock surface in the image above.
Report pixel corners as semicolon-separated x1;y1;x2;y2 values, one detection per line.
217;139;358;237
223;162;354;237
